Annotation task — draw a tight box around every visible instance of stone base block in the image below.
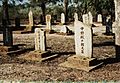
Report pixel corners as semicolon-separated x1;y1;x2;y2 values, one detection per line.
59;55;103;72
18;50;58;62
0;45;25;55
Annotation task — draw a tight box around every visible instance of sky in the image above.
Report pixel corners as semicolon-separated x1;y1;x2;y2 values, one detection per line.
0;0;29;5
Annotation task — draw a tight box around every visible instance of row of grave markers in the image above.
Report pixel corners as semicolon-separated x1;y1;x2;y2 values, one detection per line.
28;9;103;28
34;19;102;71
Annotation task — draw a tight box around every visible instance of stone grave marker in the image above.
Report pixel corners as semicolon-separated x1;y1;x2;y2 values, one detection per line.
60;21;102;72
61;13;65;24
35;28;46;51
46;15;52;30
74;13;78;22
97;14;102;23
82;14;89;24
74;21;92;57
88;12;93;24
28;9;33;27
18;28;58;61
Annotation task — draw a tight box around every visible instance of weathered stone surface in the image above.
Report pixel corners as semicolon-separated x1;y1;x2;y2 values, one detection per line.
67;55;97;67
97;14;102;23
88;12;93;24
35;28;46;51
46;15;51;30
28;9;33;26
82;14;89;24
61;13;65;24
74;13;78;22
74;21;93;58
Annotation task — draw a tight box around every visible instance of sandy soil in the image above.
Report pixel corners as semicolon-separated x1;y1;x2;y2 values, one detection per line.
0;33;118;82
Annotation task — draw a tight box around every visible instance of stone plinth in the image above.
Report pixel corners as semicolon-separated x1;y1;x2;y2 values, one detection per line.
18;50;58;62
60;55;102;72
0;45;25;55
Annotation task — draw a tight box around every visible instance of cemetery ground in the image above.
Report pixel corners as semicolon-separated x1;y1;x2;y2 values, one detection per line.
0;25;119;81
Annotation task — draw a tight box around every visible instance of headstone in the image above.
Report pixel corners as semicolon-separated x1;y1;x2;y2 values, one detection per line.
75;21;92;58
28;9;33;26
82;14;89;24
60;25;68;33
88;12;93;24
61;13;65;24
35;28;46;51
97;14;102;23
105;15;113;35
60;21;102;72
46;15;51;30
74;13;78;22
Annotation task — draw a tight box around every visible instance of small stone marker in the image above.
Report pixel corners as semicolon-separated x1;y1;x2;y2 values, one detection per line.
46;15;52;30
28;9;33;26
97;14;102;23
61;13;65;24
60;25;68;33
82;14;89;24
60;21;103;72
74;13;78;22
35;28;46;51
88;12;93;24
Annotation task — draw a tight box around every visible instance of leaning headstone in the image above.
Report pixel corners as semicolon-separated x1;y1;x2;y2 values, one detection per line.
35;28;46;51
82;14;89;24
74;13;78;22
97;14;102;23
60;21;102;72
88;12;93;24
61;13;65;24
46;15;52;30
28;9;33;26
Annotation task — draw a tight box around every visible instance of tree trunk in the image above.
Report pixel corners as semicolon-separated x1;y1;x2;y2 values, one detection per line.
2;0;13;46
64;0;68;23
2;0;10;25
41;2;46;24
